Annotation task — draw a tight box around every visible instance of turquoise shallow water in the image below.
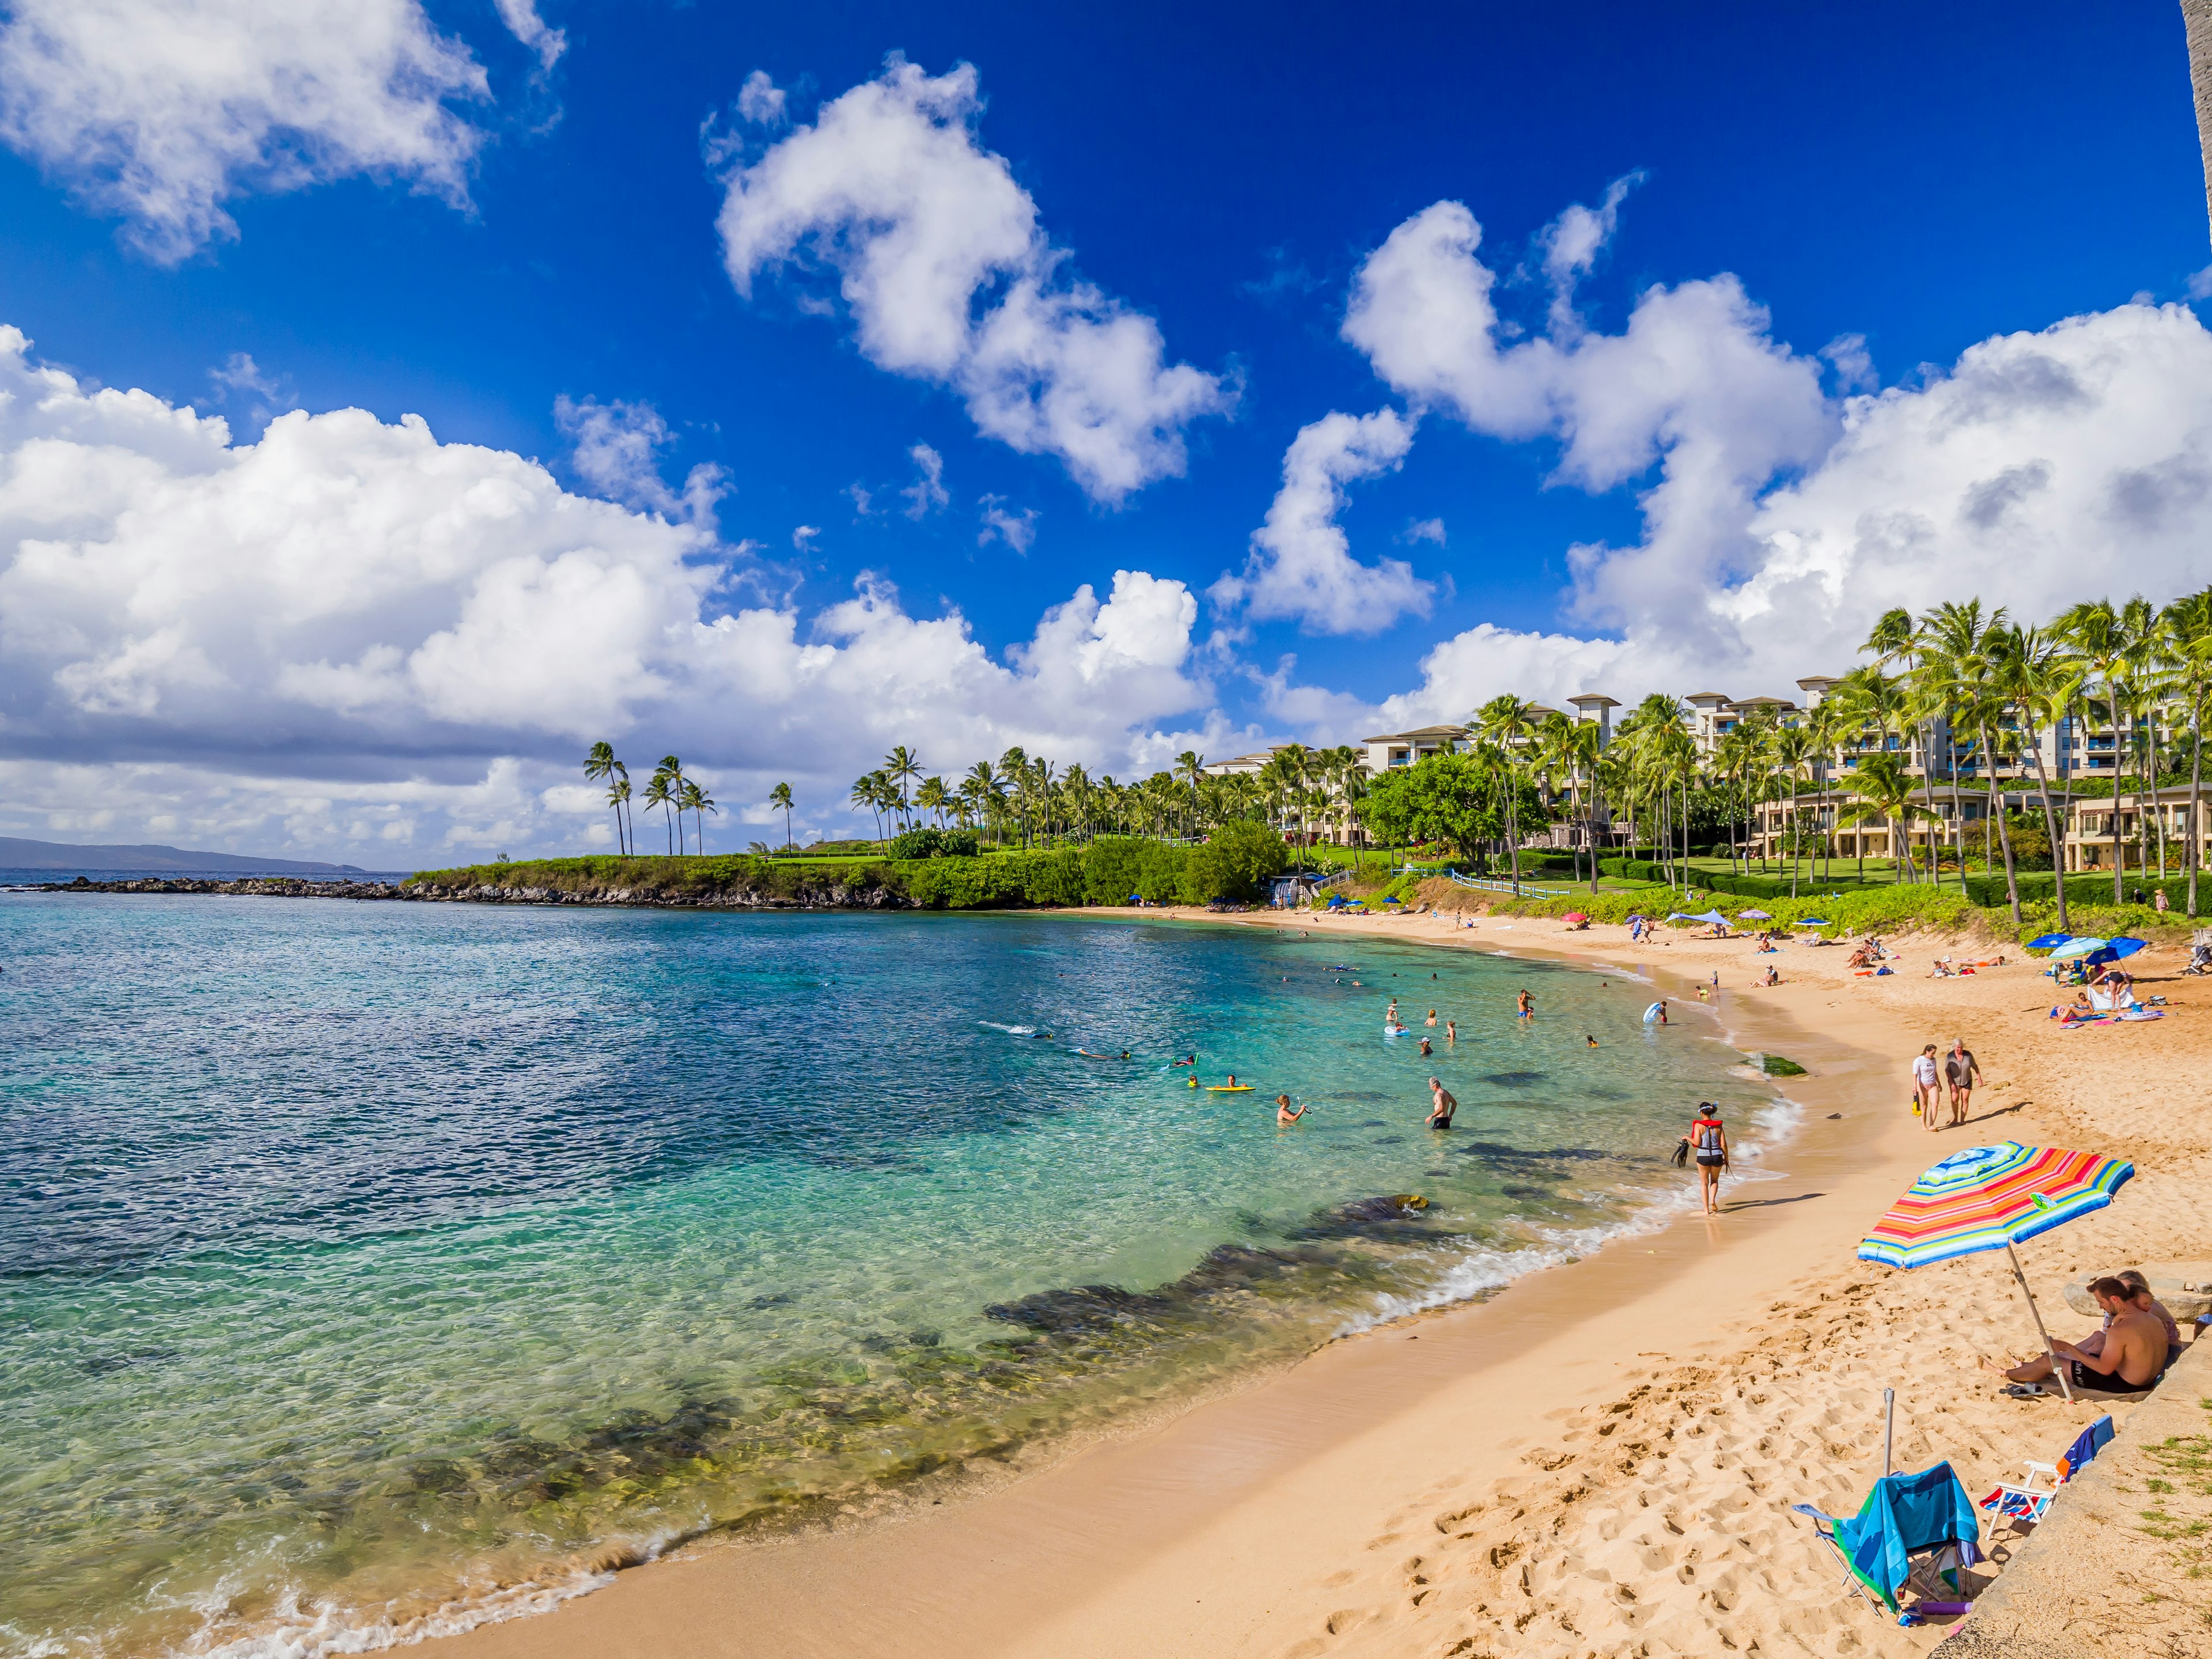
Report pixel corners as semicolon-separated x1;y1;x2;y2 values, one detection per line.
0;898;1781;1658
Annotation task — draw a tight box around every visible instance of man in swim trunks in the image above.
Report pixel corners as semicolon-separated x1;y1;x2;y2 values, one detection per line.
1427;1077;1456;1129
1942;1039;1981;1126
1912;1044;1941;1130
1276;1093;1306;1124
2074;1270;2182;1359
1689;1104;1728;1215
1516;989;1533;1021
1983;1278;2168;1393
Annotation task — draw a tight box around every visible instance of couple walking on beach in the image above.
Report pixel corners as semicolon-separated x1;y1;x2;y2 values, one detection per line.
1911;1039;1982;1130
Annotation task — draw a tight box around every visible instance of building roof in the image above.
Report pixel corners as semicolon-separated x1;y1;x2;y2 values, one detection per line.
1685;692;1732;706
1568;692;1620;709
1796;675;1840;690
1361;725;1467;743
1729;695;1797;711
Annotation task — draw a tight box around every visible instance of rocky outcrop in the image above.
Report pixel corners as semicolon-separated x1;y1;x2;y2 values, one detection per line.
401;878;907;910
35;873;910;911
37;876;406;899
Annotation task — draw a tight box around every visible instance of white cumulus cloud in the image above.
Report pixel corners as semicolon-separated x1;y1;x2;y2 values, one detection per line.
714;56;1233;504
0;0;502;262
0;325;1215;858
1278;289;2212;740
1211;408;1431;635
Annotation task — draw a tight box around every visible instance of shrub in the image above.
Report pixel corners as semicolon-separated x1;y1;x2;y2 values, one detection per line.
887;827;980;859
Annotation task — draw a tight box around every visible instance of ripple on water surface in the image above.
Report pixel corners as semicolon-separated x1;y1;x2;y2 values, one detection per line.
0;899;1778;1658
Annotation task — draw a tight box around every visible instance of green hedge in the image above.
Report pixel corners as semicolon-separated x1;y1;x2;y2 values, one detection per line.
896;826;1290;910
1963;870;2209;914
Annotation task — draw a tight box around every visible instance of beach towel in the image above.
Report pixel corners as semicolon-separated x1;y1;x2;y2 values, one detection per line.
1820;1463;1982;1613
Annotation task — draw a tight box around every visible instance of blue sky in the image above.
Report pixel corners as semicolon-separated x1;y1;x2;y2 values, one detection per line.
0;1;2209;858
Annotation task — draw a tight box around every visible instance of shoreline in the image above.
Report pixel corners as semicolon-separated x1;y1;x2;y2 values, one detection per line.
418;908;2013;1659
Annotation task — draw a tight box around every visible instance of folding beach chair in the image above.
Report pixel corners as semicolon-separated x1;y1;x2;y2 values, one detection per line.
1977;1414;2113;1529
1791;1460;1982;1618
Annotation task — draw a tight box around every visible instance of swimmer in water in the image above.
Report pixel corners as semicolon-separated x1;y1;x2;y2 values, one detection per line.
1446;1019;1457;1044
1419;1036;1433;1056
1425;1009;1437;1027
1516;989;1534;1021
1276;1093;1306;1124
1586;1034;1598;1048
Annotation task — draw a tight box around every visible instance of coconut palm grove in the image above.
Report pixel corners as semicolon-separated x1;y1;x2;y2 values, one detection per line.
535;586;2212;936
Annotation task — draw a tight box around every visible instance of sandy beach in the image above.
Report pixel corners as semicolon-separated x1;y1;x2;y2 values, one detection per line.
426;902;2210;1659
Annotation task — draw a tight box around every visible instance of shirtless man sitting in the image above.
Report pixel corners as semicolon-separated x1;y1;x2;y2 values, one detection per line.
1982;1277;2171;1393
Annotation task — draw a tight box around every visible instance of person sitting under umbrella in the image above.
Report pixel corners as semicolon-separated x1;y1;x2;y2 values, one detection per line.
1980;1277;2168;1395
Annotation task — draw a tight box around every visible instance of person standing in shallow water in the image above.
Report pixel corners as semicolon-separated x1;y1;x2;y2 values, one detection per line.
1275;1093;1306;1124
1689;1104;1729;1215
1426;1077;1456;1129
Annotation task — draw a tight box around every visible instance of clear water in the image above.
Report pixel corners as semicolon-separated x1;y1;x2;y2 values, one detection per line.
0;898;1781;1658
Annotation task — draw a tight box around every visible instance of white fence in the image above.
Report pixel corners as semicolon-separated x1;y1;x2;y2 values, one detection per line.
1446;872;1575;899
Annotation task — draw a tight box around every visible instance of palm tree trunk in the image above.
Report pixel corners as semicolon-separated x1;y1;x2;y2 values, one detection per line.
2190;0;2212;243
2190;699;2205;919
2112;704;2127;904
2152;708;2168;882
2028;730;2069;933
1982;721;2021;923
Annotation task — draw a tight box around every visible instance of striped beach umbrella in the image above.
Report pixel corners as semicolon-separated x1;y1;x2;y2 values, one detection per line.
1858;1142;2134;1400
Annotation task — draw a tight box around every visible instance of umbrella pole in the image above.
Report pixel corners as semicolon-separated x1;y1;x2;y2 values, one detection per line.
2007;1241;2074;1402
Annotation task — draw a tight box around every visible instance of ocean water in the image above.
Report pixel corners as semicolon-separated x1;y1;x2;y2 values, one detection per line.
0;897;1783;1659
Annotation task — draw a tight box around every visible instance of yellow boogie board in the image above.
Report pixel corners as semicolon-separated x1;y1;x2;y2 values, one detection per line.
1205;1085;1254;1092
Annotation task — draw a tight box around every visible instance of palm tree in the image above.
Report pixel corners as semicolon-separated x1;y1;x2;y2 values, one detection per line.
1175;750;1205;834
605;770;632;858
1993;626;2081;933
1833;666;1913;880
643;764;677;855
1475;695;1539;889
769;782;795;850
916;775;950;828
681;779;717;852
2116;594;2170;881
1839;753;1938;877
1929;603;2025;922
2056;599;2138;900
881;746;923;830
584;741;630;854
1869;605;1949;877
2162;586;2212;916
1771;725;1815;897
850;771;888;847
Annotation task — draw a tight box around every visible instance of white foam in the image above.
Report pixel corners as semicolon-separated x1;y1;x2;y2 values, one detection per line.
177;1524;695;1659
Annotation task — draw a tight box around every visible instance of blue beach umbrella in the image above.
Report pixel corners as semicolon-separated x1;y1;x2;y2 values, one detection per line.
1797;918;1834;927
2027;933;2072;950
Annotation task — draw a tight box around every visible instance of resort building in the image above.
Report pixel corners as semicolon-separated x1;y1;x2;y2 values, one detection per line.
2064;786;2211;874
1357;725;1467;774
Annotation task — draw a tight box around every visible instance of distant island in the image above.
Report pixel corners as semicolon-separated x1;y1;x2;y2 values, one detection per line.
0;835;373;875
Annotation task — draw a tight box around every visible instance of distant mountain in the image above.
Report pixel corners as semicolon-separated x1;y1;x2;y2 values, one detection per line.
0;836;372;874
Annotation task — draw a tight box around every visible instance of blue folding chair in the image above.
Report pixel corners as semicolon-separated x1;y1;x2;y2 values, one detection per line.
1792;1460;1982;1620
